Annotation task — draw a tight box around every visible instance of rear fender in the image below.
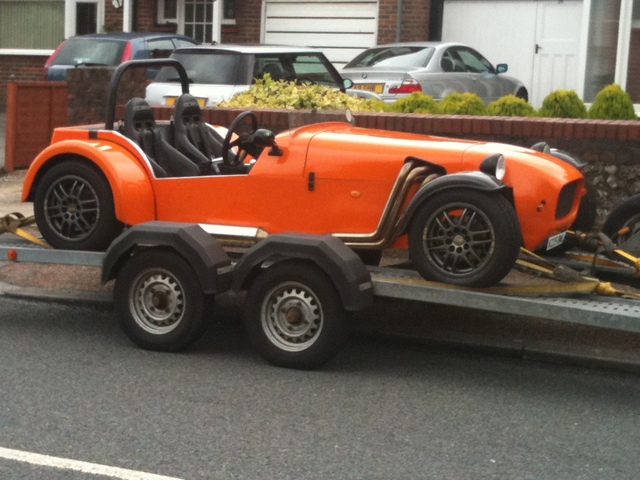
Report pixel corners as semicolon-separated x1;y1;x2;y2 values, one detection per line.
400;171;514;233
22;139;156;225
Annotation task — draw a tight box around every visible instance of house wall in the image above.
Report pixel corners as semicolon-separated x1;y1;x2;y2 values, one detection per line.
378;0;431;44
0;55;48;111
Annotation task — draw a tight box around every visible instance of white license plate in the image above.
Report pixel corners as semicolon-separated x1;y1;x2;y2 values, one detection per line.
546;231;566;251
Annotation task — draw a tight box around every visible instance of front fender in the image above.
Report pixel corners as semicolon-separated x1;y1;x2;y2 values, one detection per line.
22;138;156;225
400;171;513;233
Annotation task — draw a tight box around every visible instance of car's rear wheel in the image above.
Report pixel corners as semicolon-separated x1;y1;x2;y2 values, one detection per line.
408;189;522;287
34;160;123;250
243;261;349;369
516;88;529;102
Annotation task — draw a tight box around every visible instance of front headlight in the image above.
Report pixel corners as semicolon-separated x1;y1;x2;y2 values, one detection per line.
480;153;506;181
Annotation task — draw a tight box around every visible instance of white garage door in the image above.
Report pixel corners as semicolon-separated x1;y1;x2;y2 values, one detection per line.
262;0;378;66
442;0;583;107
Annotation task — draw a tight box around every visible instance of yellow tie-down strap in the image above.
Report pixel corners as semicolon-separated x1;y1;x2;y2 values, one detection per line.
517;249;640;300
0;212;51;249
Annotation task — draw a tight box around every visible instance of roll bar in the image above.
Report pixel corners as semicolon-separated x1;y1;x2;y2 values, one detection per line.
105;58;190;130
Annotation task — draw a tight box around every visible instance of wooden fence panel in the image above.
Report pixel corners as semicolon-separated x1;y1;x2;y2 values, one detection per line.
5;81;67;171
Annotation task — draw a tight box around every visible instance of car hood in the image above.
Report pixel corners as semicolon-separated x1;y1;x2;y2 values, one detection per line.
145;82;250;106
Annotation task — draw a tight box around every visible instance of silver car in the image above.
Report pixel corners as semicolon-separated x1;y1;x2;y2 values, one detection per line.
145;44;371;107
341;42;528;104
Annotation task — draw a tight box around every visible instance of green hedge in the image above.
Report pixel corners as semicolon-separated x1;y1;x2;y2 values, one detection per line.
220;78;637;120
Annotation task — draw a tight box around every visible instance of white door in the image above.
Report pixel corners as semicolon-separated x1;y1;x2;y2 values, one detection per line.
262;0;378;66
531;0;583;107
442;0;583;107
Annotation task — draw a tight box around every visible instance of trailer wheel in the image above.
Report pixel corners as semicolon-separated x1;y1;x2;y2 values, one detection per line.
34;160;123;251
408;189;521;287
602;194;640;245
244;261;349;369
114;249;212;352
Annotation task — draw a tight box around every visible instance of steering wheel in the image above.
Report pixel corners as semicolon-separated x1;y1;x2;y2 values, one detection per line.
221;111;259;167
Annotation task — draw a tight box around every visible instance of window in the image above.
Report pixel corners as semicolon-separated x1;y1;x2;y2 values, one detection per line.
184;0;214;43
223;0;235;24
158;0;177;23
76;2;97;36
0;0;64;49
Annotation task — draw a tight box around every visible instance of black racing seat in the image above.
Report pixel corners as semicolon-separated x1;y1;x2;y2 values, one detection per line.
123;98;200;178
173;93;226;175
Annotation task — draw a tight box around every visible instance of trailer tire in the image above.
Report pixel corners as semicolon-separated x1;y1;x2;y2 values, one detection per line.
244;261;349;369
114;249;212;352
408;189;521;287
34;160;123;251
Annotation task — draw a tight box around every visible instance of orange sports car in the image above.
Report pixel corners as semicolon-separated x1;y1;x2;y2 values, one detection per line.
22;60;586;288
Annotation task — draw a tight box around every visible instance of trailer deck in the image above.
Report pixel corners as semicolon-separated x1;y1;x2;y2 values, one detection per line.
3;235;640;336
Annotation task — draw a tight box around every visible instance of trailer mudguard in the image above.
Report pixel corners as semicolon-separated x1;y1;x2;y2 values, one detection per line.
232;233;374;311
400;171;514;234
102;222;233;295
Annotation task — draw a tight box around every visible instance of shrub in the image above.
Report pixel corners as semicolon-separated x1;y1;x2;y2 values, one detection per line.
587;83;637;120
487;94;536;117
218;75;385;112
438;92;486;115
388;92;440;114
537;89;587;118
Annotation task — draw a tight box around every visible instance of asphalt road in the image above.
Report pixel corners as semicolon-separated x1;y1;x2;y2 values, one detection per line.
1;296;640;480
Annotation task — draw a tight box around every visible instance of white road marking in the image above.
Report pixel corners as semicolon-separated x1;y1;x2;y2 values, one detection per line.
0;447;184;480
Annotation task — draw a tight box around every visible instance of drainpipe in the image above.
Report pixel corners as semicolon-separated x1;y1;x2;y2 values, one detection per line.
396;0;403;42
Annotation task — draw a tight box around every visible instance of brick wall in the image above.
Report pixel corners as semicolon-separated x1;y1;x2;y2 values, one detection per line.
104;3;124;32
222;0;262;43
378;0;430;44
0;55;48;111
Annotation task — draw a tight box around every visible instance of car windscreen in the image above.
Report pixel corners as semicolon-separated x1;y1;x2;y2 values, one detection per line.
345;46;435;69
51;38;126;66
253;53;342;87
155;51;252;84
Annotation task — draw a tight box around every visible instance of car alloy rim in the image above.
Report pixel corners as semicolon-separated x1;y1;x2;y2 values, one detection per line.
130;268;185;334
44;174;100;242
261;281;323;352
423;202;495;276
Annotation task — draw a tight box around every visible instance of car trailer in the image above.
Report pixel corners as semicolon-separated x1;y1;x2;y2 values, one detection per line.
2;221;640;369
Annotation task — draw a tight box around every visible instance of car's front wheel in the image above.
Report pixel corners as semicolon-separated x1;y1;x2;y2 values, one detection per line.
408;189;522;287
34;160;123;250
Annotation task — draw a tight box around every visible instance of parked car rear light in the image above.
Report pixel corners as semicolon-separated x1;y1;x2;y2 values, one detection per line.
389;78;422;94
121;41;133;62
44;41;66;70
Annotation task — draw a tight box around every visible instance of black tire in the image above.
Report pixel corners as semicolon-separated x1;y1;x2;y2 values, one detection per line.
114;249;213;352
34;160;123;251
243;261;349;369
602;194;640;244
516;88;529;103
408;189;522;287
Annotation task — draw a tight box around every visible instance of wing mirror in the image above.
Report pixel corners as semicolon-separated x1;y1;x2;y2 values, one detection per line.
251;129;283;156
496;64;508;74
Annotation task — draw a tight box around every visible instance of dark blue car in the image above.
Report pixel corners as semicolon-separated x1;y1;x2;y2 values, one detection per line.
44;32;199;81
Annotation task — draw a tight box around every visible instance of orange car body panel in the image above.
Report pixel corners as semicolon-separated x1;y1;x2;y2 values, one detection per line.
23;121;584;252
